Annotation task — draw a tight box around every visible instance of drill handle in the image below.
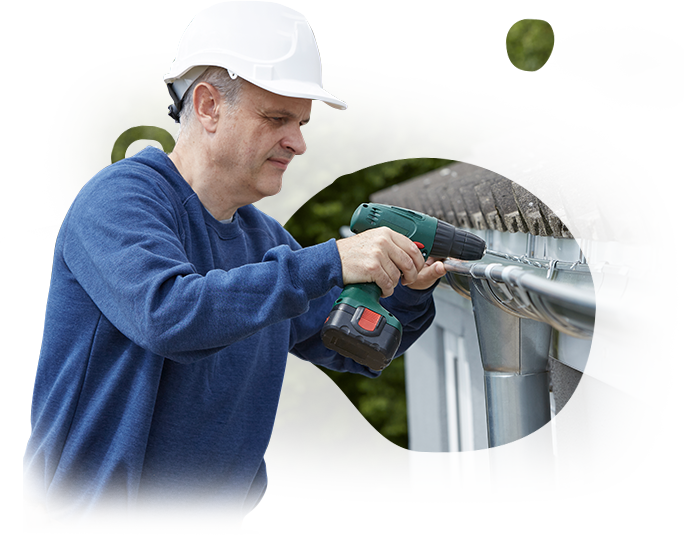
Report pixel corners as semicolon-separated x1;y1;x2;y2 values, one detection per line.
350;203;439;259
337;282;384;314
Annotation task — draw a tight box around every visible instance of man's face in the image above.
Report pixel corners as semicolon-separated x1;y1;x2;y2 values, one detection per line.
214;81;312;205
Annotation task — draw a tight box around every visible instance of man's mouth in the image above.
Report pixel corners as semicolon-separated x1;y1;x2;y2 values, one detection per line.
268;157;292;170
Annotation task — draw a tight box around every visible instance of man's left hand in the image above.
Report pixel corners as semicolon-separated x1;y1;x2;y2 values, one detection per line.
405;257;447;291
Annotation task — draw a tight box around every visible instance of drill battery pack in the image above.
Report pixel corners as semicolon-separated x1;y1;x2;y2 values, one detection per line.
321;302;401;372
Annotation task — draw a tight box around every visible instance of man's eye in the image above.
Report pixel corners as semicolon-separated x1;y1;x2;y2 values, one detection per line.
270;117;285;123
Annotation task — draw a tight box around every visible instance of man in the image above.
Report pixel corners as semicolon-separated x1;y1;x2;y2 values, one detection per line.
24;1;446;521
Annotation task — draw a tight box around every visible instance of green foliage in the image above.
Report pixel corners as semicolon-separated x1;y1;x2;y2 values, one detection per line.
506;19;684;118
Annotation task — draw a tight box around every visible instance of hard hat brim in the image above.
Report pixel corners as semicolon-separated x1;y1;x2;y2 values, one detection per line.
247;77;347;110
165;65;346;111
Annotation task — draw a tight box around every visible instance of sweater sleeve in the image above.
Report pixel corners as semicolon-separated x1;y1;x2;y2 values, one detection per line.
61;169;342;364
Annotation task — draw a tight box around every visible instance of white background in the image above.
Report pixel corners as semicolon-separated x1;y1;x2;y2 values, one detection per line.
304;0;482;19
596;0;684;19
10;0;684;535
24;0;482;19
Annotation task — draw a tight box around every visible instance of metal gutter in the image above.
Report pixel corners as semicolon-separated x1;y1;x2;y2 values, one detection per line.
443;251;595;339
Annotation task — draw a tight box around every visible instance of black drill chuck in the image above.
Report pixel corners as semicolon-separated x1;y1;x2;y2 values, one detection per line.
432;220;486;260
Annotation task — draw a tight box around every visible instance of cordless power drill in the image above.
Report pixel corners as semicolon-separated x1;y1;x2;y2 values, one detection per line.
321;203;486;371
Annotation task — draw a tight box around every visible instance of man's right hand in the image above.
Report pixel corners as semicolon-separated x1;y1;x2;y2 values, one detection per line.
335;228;425;297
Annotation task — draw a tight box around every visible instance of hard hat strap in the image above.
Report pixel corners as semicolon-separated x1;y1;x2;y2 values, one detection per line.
167;83;182;123
166;66;211;123
166;65;238;124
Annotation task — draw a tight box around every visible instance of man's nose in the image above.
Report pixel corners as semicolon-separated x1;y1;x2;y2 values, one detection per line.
283;126;307;156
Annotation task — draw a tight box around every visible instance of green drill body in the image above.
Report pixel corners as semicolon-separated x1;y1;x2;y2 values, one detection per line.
321;203;486;371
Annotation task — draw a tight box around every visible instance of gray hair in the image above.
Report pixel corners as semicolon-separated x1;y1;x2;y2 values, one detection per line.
178;66;244;133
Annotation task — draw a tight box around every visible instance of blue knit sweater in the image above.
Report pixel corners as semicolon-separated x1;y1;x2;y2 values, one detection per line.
24;147;436;516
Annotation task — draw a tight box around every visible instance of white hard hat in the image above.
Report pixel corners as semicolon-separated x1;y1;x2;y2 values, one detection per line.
164;1;346;121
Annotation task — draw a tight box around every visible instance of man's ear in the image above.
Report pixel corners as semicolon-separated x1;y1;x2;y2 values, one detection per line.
193;83;222;133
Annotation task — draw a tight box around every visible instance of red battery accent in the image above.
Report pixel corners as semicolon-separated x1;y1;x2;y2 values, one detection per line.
357;308;381;332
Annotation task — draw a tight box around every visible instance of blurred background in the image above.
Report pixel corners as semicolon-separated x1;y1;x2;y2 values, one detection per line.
40;19;684;500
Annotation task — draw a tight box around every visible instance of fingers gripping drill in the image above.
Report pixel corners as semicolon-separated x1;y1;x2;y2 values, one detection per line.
321;203;486;371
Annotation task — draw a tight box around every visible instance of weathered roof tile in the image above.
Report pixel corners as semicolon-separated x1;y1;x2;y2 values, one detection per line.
491;179;529;233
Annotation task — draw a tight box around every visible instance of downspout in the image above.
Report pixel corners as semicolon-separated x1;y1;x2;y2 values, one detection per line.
470;278;557;534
